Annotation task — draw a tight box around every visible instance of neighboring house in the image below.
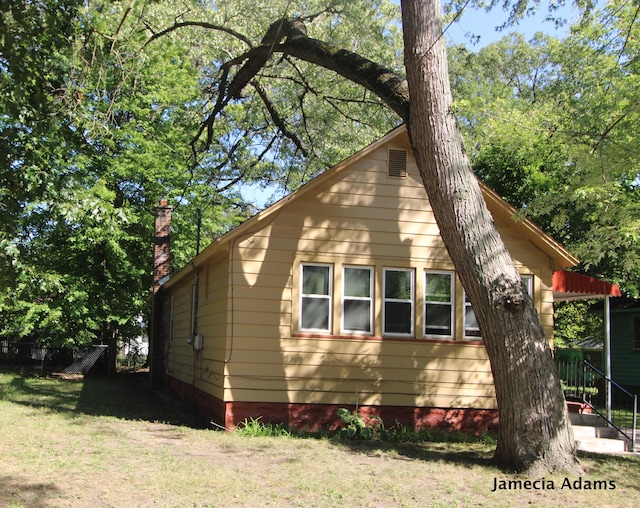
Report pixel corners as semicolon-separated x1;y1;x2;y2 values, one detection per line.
591;298;640;395
151;125;578;432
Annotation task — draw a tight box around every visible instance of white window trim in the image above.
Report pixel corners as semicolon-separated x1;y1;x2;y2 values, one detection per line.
341;265;374;335
521;274;533;296
300;263;333;333
424;270;455;339
463;290;481;340
383;267;415;337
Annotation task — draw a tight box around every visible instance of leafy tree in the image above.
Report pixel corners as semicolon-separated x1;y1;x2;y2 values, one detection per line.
0;1;252;359
0;0;86;287
447;2;638;355
554;300;604;349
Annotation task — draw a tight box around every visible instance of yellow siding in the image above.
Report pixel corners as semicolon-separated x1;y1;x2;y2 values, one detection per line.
168;135;560;413
167;258;229;400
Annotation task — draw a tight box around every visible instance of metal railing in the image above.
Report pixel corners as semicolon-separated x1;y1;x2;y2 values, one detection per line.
557;359;637;452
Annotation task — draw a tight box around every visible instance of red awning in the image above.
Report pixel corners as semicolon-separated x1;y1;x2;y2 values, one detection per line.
552;270;622;301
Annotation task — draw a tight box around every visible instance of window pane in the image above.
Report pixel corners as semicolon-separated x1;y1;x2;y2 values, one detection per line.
385;270;412;299
344;268;370;297
384;302;412;334
303;265;329;295
426;273;451;302
301;297;330;330
426;304;451;335
464;306;481;337
344;300;371;333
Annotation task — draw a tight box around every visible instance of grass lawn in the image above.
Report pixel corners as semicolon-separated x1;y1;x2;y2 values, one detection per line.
1;367;639;508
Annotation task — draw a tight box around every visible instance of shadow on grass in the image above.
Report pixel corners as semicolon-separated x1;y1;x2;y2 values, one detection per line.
0;366;210;429
333;438;496;469
0;475;61;508
577;451;640;492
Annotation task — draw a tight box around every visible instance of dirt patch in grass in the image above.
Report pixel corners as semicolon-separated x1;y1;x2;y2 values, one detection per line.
1;367;639;507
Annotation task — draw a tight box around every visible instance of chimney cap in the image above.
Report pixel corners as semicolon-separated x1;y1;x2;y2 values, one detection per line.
158;198;169;207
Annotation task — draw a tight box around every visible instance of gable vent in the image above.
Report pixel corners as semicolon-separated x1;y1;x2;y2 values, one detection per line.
388;149;407;178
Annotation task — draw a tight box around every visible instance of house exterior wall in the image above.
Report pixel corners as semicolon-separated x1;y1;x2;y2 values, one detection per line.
166;256;230;420
610;309;640;392
165;132;561;431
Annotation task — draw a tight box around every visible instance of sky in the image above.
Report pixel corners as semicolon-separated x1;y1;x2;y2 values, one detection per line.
441;1;576;47
242;1;579;208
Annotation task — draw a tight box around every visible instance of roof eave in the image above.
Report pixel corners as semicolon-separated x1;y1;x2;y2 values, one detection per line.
479;183;579;270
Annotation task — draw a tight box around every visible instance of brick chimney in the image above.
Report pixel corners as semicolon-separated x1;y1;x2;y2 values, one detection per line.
150;198;172;388
153;198;172;293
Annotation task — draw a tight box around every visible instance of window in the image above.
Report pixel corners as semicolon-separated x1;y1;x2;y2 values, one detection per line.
464;274;534;340
383;268;414;336
463;292;481;339
425;271;454;337
342;266;373;334
300;264;332;332
633;317;640;351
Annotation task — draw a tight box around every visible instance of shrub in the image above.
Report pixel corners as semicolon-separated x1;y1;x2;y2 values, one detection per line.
336;408;385;440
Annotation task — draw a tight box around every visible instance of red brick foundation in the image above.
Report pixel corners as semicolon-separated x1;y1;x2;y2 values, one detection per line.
167;376;226;427
168;375;499;434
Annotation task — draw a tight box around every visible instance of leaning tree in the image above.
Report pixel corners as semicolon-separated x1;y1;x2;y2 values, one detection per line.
145;0;581;474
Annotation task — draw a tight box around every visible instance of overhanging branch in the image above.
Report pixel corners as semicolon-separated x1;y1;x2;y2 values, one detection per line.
196;17;409;150
251;80;308;157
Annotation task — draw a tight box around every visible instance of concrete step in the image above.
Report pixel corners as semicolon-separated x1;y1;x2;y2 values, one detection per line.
571;413;631;453
575;435;627;454
569;412;608;427
572;424;621;440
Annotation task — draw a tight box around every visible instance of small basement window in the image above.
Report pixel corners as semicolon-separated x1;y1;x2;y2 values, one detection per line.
388;149;407;178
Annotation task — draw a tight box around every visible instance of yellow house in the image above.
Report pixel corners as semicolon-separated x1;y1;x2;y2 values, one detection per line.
155;125;578;432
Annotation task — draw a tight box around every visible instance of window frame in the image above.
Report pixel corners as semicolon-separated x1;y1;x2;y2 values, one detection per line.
521;274;533;296
341;265;374;335
300;263;333;333
424;270;455;339
382;267;415;337
463;290;482;340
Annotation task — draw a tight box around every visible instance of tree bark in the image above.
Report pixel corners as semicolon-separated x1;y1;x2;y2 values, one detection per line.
400;0;580;474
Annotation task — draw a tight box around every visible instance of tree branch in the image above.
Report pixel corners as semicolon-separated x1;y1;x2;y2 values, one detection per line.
196;17;409;152
142;21;253;50
251;80;308;157
279;35;409;120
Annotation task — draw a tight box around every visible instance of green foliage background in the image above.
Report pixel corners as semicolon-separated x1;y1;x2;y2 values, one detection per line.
1;0;638;351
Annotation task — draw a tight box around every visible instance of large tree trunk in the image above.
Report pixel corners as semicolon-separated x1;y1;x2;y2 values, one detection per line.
400;0;580;474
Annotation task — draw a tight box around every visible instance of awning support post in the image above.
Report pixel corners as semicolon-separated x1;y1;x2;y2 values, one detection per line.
604;294;612;423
